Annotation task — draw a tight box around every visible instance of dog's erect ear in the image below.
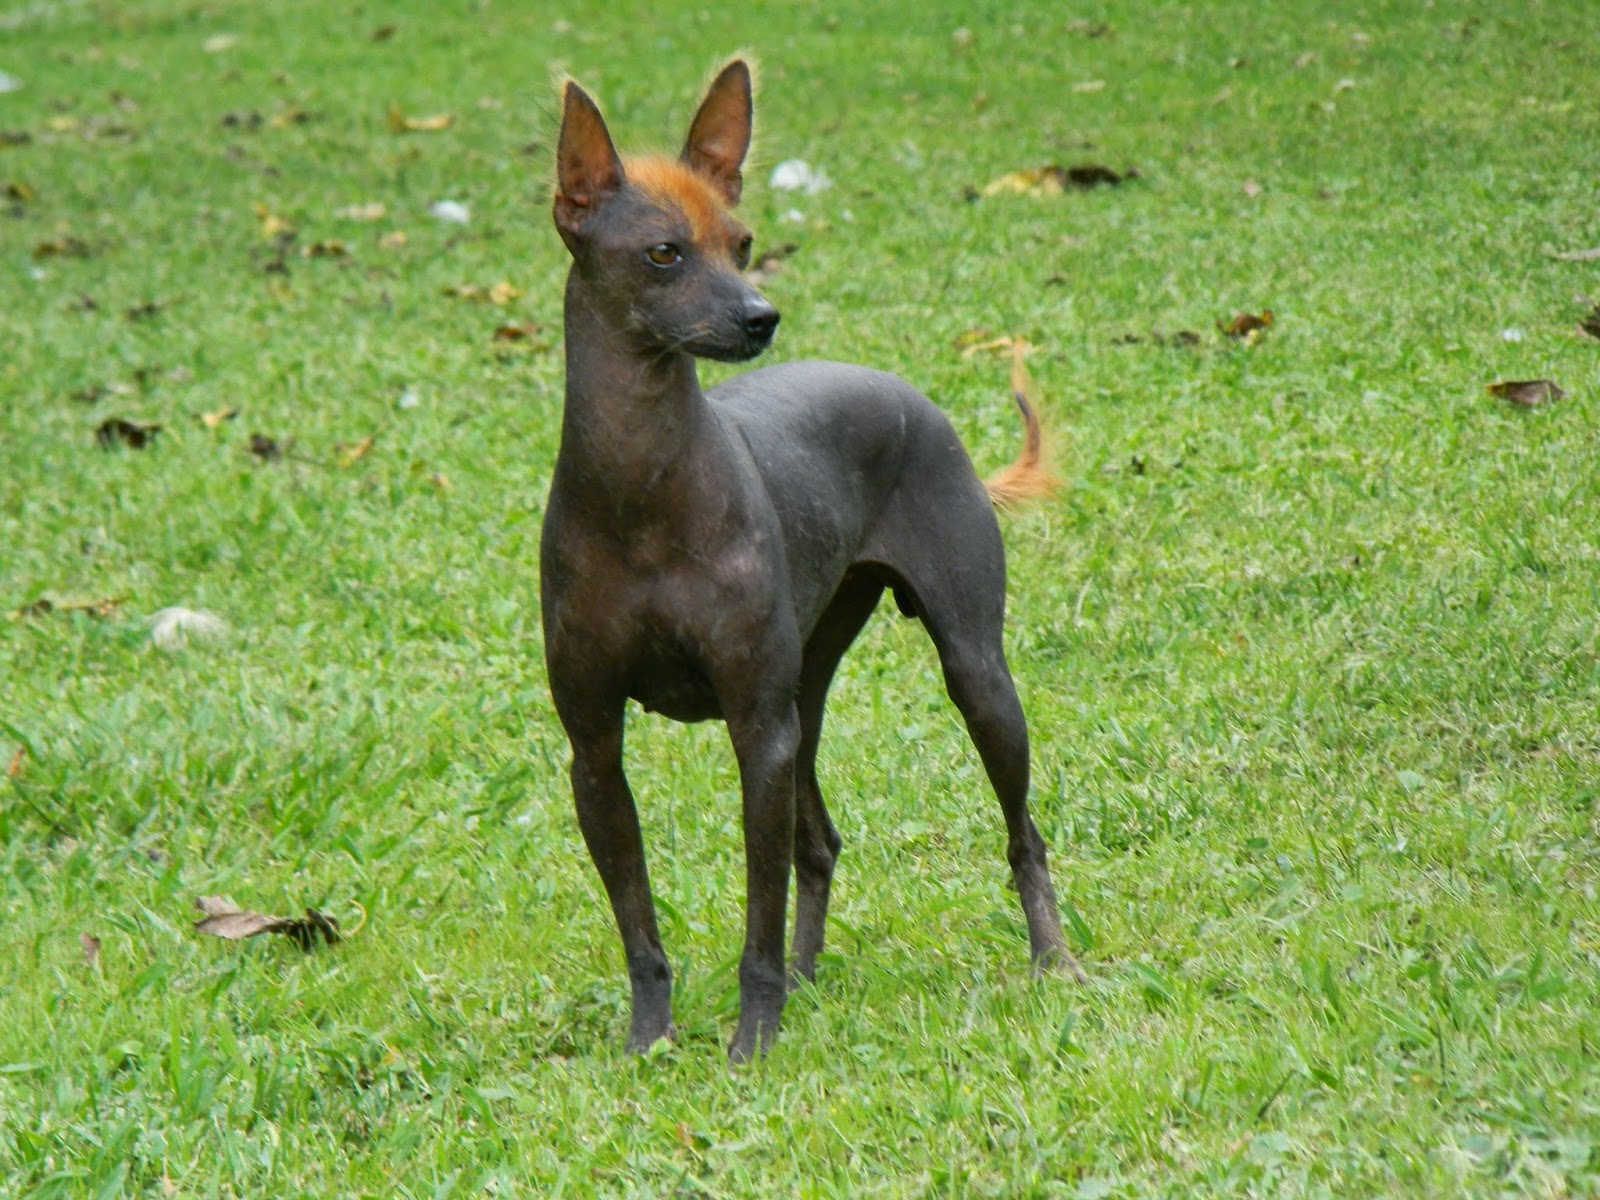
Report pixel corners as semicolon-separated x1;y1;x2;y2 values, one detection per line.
554;81;626;238
680;59;753;206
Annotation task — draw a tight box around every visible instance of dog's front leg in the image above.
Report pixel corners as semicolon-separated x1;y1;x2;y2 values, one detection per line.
724;696;801;1064
559;693;676;1053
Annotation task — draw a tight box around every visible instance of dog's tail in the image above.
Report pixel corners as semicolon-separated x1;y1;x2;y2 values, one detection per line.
984;342;1062;510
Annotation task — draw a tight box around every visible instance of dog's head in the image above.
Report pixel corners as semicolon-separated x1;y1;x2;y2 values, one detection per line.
553;60;778;363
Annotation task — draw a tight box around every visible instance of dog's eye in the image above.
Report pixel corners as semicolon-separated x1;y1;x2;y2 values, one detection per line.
735;235;754;269
646;243;681;267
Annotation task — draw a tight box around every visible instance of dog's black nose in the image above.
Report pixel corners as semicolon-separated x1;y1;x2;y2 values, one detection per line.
742;299;780;343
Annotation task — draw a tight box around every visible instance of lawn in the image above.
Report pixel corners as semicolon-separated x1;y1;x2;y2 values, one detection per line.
3;0;1600;1195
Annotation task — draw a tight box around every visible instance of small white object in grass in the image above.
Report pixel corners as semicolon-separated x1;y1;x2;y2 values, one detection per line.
149;607;227;650
779;208;806;225
769;160;831;194
429;200;470;224
202;34;239;53
398;387;421;410
0;71;22;94
29;267;46;282
1501;327;1525;343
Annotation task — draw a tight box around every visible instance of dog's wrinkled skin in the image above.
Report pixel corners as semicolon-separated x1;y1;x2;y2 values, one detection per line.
541;60;1082;1064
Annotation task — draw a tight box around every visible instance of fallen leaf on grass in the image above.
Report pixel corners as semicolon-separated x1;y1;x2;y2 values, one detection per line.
80;933;101;969
378;229;408;249
96;417;161;449
302;240;348;258
334;201;387;221
124;298;173;321
1219;309;1274;342
193;896;341;949
337;435;374;467
200;407;238;428
1;130;32;147
221;110;262;131
12;596;123;620
1551;247;1600;263
4;180;35;203
149;607;227;649
980;164;1138;196
1488;379;1564;408
1579;306;1600;341
388;106;453;133
248;432;283;461
445;281;522;305
372;24;398;41
269;107;314;129
257;206;294;239
34;236;90;259
6;747;24;777
1113;329;1202;348
1242;179;1263;198
493;321;542;342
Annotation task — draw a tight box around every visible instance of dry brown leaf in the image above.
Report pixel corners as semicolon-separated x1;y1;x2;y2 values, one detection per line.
1242;179;1264;198
6;746;24;777
372;24;398;41
125;298;172;321
335;201;387;221
1219;309;1274;342
980;164;1137;197
388;106;454;134
200;407;238;429
11;597;122;620
337;435;374;467
257;206;293;239
302;240;348;258
1487;379;1565;408
34;235;90;259
96;417;161;449
379;229;408;249
493;322;542;342
1579;305;1600;341
269;107;313;129
80;933;101;969
248;432;283;461
193;896;341;949
5;180;35;203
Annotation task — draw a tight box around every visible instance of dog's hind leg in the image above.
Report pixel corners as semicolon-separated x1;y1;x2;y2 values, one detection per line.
790;572;883;986
871;496;1083;981
929;619;1082;979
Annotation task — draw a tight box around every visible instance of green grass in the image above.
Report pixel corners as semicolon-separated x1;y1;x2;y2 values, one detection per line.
4;0;1600;1194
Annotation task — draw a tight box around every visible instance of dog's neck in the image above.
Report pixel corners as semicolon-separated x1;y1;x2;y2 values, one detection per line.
554;269;722;527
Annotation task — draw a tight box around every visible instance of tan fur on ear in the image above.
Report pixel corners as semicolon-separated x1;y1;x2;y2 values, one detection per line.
984;343;1063;509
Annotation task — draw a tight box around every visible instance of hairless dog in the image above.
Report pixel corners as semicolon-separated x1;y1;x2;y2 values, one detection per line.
541;60;1083;1063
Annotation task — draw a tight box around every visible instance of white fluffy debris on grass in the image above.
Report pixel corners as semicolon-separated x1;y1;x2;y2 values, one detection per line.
149;606;227;650
429;199;470;224
769;160;832;194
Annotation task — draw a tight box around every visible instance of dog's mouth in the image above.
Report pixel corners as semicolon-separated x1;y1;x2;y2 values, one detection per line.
682;321;778;363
